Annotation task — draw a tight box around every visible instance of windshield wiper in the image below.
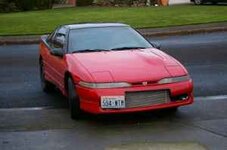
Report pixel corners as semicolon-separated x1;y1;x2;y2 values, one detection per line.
72;49;110;53
111;46;147;51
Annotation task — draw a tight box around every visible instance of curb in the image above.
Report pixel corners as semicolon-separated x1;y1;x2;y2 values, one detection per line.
138;22;227;37
0;22;227;45
140;26;227;37
0;36;40;45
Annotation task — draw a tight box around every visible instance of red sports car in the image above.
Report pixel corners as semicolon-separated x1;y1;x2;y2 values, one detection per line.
39;23;193;119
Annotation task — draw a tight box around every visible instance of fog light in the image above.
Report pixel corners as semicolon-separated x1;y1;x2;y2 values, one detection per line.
171;94;189;101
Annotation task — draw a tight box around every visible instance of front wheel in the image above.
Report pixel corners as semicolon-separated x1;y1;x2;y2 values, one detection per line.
194;0;203;5
166;107;178;113
68;78;82;120
40;60;54;93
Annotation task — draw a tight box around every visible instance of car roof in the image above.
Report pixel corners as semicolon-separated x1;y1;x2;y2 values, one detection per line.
65;23;129;30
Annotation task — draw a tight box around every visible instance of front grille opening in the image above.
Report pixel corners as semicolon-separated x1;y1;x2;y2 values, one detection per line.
125;90;170;108
171;94;189;102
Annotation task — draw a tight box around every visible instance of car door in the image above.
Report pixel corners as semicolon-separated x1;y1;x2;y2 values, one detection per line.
45;27;68;92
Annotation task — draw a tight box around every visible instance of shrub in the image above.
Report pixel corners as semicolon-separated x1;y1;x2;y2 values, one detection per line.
14;0;36;11
36;0;54;10
0;0;17;12
0;0;54;12
15;0;55;11
114;0;132;5
77;0;94;6
93;0;156;7
93;0;114;6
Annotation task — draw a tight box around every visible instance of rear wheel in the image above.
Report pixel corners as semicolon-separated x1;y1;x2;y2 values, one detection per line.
194;0;203;5
39;60;54;93
68;78;82;119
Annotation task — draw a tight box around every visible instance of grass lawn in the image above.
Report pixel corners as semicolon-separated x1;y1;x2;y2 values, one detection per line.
0;5;227;36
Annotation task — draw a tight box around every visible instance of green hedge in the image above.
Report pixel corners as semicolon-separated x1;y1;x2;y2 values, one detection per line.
77;0;94;6
36;0;54;10
0;0;54;12
15;0;54;11
0;0;16;12
14;0;36;11
93;0;157;6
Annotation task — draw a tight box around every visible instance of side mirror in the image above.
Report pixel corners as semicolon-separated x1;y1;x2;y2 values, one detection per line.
152;42;161;49
54;38;64;48
54;33;65;48
50;48;64;57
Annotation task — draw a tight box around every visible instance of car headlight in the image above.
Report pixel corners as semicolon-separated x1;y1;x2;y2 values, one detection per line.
158;75;191;84
79;81;131;88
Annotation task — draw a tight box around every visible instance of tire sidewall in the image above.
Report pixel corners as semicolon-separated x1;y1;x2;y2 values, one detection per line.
39;61;46;90
68;78;81;119
39;60;53;92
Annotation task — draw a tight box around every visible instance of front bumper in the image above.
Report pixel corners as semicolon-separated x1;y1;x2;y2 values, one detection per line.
76;80;193;114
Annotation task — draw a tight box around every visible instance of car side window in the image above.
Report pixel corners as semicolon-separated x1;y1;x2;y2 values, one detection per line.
47;31;55;43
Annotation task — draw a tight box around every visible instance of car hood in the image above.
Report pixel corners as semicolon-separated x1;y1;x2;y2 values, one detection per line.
72;48;186;83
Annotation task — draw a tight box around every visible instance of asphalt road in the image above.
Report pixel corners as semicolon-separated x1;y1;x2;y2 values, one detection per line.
0;32;227;150
151;32;227;97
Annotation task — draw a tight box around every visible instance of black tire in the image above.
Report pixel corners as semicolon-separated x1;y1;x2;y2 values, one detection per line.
167;107;178;113
194;0;203;5
39;60;54;93
68;78;81;119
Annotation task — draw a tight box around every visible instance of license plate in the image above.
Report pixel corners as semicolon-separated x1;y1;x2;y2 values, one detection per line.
101;96;125;109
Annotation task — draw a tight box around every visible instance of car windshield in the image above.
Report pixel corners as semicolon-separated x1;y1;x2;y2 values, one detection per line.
68;26;152;53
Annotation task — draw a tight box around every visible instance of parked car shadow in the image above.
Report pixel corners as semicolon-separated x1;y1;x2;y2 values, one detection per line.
78;108;180;126
49;86;189;125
